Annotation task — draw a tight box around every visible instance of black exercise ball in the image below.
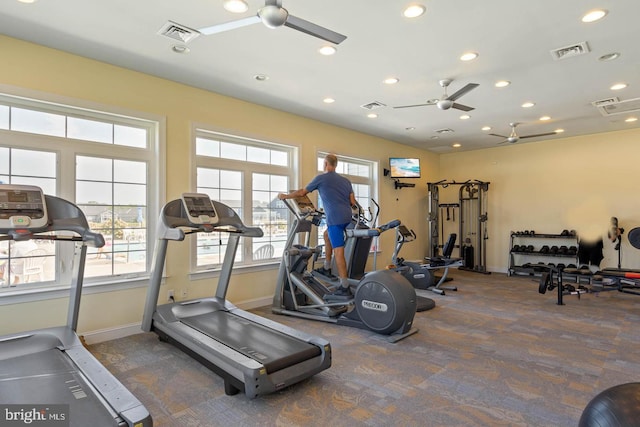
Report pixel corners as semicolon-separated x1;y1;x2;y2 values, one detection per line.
579;382;640;427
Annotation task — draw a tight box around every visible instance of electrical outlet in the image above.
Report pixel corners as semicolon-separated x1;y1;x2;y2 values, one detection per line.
167;289;174;301
181;289;188;299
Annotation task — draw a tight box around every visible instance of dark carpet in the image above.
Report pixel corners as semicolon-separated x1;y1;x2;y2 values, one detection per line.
89;270;640;426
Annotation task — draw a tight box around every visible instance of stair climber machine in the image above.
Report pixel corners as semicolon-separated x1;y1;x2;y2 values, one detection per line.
0;184;152;427
391;225;462;296
142;193;331;398
272;195;418;343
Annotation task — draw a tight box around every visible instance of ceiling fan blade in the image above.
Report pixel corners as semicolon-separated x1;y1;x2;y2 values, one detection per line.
393;102;436;109
452;103;474;112
284;14;347;44
198;15;261;35
446;83;479;101
489;133;509;138
519;131;558;139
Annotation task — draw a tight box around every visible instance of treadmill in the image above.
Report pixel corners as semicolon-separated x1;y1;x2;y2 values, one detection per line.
0;184;152;427
141;193;331;398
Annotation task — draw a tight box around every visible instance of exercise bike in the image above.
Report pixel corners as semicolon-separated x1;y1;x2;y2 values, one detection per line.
272;195;418;342
390;225;462;295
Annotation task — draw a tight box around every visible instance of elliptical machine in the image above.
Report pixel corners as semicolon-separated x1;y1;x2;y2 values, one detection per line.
272;195;418;342
390;225;462;295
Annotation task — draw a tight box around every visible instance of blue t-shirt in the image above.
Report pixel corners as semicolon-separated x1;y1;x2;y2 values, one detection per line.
306;171;353;226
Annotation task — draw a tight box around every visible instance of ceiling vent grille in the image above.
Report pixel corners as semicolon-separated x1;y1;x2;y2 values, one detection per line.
591;97;619;107
158;21;199;43
360;101;386;110
550;42;590;60
595;97;640;116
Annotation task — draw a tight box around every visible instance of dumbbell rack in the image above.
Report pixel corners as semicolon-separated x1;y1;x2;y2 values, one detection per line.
508;231;579;277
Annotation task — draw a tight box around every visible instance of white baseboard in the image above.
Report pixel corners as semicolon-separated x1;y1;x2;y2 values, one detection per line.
81;296;273;345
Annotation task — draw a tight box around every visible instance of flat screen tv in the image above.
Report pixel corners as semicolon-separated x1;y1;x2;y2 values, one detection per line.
389;158;421;179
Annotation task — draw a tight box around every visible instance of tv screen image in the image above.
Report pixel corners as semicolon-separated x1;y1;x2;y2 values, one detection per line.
389;158;420;178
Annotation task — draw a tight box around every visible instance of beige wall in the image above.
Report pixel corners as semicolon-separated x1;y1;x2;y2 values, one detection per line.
439;128;640;272
0;35;438;335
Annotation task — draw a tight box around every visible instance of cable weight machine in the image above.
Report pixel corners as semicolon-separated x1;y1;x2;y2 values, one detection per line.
427;180;490;274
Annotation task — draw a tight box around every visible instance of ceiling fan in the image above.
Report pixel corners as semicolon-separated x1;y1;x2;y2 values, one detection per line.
197;0;347;44
394;79;479;111
491;122;558;144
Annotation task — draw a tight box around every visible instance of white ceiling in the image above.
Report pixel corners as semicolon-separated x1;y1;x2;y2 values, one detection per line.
1;0;639;152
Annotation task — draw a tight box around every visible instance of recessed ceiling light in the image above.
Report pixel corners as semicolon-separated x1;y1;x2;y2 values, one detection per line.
554;128;565;133
367;113;378;119
452;143;462;148
460;52;478;61
223;0;249;13
481;126;491;131
599;52;620;62
172;45;190;54
539;116;551;121
403;4;426;18
17;0;37;3
521;102;535;108
318;46;336;56
495;80;510;88
253;74;269;81
405;127;416;131
582;9;608;23
625;117;638;123
610;83;628;91
460;114;470;120
383;77;399;85
323;98;335;104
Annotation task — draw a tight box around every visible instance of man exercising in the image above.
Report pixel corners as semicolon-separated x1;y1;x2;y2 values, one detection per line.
278;154;357;300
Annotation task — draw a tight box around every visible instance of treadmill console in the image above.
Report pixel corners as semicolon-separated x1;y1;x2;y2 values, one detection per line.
0;184;49;229
181;193;219;225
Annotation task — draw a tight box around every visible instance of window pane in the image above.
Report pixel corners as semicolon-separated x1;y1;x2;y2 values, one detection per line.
114;160;146;184
220;189;241;208
271;175;288;192
253;173;270;191
197;168;219;188
11;107;65;137
0;105;8;129
247;146;270;164
68;117;113;143
220;142;246;161
11;177;56;195
0;147;8;175
114;125;147;148
114;183;146;205
12;149;56;178
77;181;112;204
77;156;112;181
271;150;288;166
196;138;220;158
220;170;241;189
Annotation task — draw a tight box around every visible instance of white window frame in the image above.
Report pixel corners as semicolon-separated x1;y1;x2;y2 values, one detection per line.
192;125;298;275
0;88;165;305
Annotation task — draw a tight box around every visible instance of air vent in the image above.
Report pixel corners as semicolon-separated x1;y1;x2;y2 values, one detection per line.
158;21;200;43
550;42;590;60
434;128;455;134
596;97;640;116
360;101;386;110
591;97;619;107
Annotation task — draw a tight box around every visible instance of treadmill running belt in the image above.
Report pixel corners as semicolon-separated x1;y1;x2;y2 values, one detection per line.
0;348;121;426
181;311;321;373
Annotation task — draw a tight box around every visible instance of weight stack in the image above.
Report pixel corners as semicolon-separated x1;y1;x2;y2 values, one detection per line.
463;245;474;269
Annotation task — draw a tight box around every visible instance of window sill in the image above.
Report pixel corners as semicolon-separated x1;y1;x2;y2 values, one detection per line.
0;275;151;306
189;261;280;281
